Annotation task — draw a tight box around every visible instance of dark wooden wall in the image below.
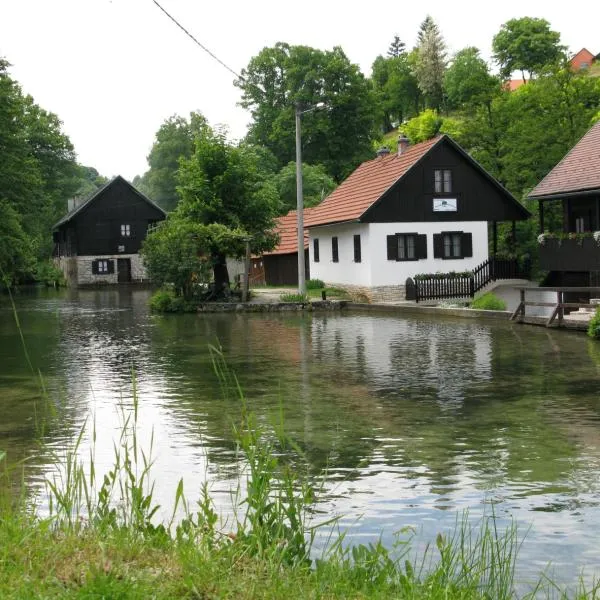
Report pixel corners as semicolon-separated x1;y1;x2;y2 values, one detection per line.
56;178;165;256
363;139;528;223
264;250;309;286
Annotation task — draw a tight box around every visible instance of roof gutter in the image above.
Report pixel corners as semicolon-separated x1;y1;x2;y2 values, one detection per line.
529;188;600;202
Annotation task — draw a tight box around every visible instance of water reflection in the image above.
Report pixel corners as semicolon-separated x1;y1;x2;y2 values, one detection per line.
1;289;600;585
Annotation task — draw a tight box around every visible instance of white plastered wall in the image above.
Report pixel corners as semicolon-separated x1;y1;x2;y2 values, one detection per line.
309;221;488;287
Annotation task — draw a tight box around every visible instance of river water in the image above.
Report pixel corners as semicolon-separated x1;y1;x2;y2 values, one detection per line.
2;287;600;587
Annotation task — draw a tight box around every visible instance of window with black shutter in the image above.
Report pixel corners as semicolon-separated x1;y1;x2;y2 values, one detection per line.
353;234;361;263
92;259;114;274
313;238;320;262
387;234;427;261
434;231;472;259
331;237;339;262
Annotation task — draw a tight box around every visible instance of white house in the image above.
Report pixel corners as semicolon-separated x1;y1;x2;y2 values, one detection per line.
306;135;529;302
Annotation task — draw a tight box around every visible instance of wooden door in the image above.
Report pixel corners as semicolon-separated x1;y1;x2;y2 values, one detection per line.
117;258;131;283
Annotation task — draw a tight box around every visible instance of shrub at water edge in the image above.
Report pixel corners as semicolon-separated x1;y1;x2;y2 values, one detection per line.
280;293;308;303
470;292;507;311
588;307;600;339
306;279;324;290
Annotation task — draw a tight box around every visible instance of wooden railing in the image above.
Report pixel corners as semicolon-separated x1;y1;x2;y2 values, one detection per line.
510;286;600;327
406;257;527;303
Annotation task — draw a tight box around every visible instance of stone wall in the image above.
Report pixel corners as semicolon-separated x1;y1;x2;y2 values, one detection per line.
57;254;148;286
326;283;406;303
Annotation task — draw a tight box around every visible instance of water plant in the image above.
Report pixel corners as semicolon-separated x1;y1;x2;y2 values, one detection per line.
588;306;600;340
471;292;507;311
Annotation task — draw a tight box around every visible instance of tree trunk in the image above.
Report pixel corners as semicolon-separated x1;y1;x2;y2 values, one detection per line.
212;252;230;294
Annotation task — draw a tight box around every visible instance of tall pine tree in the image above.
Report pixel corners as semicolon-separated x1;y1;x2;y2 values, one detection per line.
414;16;447;110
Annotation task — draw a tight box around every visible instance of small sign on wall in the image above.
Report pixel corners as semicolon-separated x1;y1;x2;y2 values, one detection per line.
433;198;457;212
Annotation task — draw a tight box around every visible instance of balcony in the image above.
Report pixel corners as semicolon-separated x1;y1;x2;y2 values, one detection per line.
539;234;600;271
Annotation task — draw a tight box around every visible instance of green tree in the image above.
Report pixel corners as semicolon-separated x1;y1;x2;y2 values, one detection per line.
135;112;209;211
445;47;500;110
0;58;81;283
175;127;280;290
237;43;377;182
492;17;564;82
387;35;406;58
413;16;447;110
371;52;421;133
141;219;245;299
273;162;336;214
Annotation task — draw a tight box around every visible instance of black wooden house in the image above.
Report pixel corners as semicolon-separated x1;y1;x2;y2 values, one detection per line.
53;176;166;286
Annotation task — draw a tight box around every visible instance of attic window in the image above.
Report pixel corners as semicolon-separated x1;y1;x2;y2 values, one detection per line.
121;224;131;237
434;169;452;194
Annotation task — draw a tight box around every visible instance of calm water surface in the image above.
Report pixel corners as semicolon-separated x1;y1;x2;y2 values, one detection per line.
2;288;600;586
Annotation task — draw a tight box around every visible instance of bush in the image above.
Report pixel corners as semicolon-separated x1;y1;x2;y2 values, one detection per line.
306;279;324;289
34;260;65;287
149;289;186;313
280;293;308;303
588;306;600;339
470;292;507;311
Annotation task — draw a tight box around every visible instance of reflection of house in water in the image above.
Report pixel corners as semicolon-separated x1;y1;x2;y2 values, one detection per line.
311;314;492;407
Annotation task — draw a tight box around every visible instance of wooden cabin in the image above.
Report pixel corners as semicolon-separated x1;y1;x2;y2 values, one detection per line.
53;176;166;286
528;121;600;292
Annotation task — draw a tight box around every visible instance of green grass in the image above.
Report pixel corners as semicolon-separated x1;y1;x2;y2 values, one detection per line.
307;286;350;300
470;292;507;311
279;293;309;303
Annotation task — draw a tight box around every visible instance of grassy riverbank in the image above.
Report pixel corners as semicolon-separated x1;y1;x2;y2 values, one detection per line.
0;354;597;598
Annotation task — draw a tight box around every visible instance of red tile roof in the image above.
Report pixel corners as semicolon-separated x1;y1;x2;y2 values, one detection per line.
570;48;596;70
505;79;527;92
263;209;313;256
529;121;600;199
305;136;441;227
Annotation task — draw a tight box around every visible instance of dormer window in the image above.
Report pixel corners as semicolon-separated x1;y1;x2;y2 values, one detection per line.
434;169;452;194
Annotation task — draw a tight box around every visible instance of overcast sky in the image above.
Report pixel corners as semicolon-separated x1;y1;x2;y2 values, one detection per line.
1;0;597;180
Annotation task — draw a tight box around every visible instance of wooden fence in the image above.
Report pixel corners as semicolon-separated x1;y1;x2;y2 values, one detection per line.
406;257;526;303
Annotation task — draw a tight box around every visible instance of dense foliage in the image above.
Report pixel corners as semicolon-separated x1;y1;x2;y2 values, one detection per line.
0;59;104;287
588;307;600;340
236;43;377;182
142;123;280;298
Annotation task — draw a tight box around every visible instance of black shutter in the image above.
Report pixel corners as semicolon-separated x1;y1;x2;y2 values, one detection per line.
353;234;361;263
313;238;320;262
387;235;398;260
416;234;427;259
332;237;339;262
107;260;115;274
461;232;473;258
433;234;443;258
92;260;98;274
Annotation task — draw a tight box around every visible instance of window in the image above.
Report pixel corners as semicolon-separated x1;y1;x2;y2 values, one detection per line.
331;237;339;262
398;234;416;260
92;259;114;275
434;169;452;194
575;217;585;233
313;238;320;262
433;231;472;259
121;224;131;237
353;234;361;263
387;233;427;261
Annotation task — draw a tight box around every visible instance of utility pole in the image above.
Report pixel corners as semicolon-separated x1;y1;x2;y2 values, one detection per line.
295;104;306;296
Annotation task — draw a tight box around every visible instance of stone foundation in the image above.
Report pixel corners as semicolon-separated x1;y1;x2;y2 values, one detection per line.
326;283;406;303
55;254;148;287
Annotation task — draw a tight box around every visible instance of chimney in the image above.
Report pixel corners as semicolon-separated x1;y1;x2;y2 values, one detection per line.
376;146;390;158
397;135;410;155
67;196;85;213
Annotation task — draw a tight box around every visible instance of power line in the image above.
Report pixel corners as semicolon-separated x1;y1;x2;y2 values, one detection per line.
151;0;243;82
